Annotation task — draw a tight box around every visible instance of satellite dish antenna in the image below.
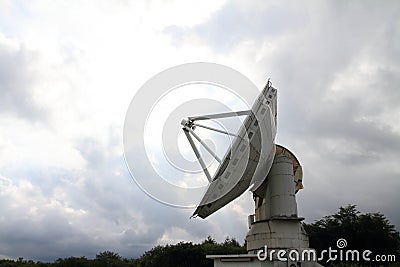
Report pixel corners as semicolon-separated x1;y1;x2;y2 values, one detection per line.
181;80;320;266
181;80;285;218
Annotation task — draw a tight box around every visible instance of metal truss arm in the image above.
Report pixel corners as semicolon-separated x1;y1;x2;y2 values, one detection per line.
183;129;212;183
184;126;222;164
188;110;251;121
192;122;238;137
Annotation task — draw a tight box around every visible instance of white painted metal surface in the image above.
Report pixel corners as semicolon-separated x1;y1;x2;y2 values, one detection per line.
206;254;273;267
246;152;309;253
208;152;322;267
179;81;323;267
187;83;277;218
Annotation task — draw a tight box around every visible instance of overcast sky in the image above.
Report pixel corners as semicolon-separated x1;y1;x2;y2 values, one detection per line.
0;0;399;262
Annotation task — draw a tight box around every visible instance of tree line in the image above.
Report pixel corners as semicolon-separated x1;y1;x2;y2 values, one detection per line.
0;205;399;266
0;237;244;267
304;205;400;265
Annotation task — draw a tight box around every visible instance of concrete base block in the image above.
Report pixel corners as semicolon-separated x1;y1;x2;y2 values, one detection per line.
246;220;309;253
206;254;323;267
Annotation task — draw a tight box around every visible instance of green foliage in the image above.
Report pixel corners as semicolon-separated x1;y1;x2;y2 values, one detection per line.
304;204;400;265
0;237;245;267
202;236;216;245
134;237;245;267
55;257;92;267
1;206;399;267
94;251;127;267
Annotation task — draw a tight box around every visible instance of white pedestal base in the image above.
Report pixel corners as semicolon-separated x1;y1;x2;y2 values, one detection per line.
206;254;322;267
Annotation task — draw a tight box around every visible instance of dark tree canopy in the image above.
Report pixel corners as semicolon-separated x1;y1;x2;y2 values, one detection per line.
304;205;400;265
134;237;245;267
0;237;245;267
1;206;399;267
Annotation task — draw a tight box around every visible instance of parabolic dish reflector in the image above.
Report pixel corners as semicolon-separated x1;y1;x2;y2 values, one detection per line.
190;84;278;219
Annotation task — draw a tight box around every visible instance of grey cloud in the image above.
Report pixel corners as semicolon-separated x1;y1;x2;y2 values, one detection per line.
0;195;100;261
163;0;400;231
164;1;308;52
0;41;46;120
2;0;400;262
87;2;400;258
